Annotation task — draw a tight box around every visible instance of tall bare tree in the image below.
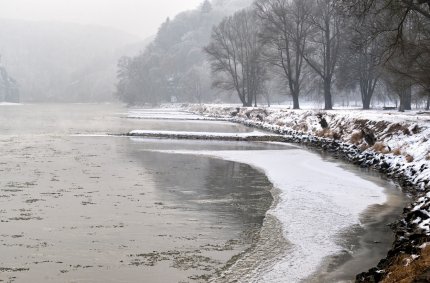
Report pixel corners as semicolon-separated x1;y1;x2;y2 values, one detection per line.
255;0;313;109
303;0;343;110
339;0;430;110
204;9;266;107
336;16;382;110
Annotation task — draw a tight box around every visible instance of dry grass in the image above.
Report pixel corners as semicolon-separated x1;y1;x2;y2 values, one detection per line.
405;154;414;163
293;122;308;133
382;246;430;283
373;142;390;154
350;130;363;145
426;154;430;161
332;131;342;140
386;123;411;136
316;128;333;138
393;148;402;156
374;121;390;133
276;121;285;127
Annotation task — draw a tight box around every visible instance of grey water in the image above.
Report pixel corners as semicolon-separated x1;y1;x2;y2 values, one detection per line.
0;104;408;283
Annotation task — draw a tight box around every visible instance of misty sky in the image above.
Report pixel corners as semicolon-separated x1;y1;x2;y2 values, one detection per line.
0;0;203;39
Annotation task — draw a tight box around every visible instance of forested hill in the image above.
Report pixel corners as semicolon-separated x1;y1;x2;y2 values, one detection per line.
116;0;254;105
0;19;143;102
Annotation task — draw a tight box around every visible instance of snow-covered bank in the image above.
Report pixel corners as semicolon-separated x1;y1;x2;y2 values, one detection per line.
185;104;430;281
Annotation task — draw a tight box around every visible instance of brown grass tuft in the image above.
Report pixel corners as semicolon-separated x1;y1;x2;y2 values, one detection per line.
405;154;414;163
293;122;308;133
426;153;430;161
393;148;402;156
382;246;430;283
373;142;390;154
350;130;363;145
316;129;333;138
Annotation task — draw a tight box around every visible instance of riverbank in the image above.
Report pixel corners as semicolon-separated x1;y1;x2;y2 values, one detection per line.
184;104;430;282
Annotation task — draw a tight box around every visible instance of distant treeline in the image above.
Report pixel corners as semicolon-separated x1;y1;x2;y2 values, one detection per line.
118;0;430;111
0;58;19;103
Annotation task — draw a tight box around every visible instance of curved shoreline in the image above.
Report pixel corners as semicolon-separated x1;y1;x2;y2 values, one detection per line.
185;105;430;282
148;148;397;282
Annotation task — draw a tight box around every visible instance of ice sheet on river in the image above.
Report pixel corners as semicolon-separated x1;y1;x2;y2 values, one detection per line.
127;109;220;120
146;148;387;282
128;129;274;139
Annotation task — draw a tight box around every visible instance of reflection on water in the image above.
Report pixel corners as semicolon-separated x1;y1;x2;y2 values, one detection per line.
130;150;272;227
0;104;276;283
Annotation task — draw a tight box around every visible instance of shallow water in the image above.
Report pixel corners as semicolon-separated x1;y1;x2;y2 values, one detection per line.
0;104;409;283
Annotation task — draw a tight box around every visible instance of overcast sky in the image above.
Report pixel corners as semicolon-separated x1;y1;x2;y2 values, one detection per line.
0;0;203;39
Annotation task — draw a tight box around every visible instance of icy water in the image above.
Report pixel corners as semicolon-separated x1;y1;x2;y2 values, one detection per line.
0;104;408;283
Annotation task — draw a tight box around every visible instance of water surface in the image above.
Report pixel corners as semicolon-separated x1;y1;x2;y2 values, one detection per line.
0;104;408;283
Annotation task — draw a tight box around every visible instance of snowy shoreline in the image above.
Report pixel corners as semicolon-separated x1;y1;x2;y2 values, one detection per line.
147;148;395;282
183;104;430;281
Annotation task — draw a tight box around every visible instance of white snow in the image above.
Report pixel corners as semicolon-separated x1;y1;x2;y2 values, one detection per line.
0;102;22;106
147;148;386;282
128;129;272;138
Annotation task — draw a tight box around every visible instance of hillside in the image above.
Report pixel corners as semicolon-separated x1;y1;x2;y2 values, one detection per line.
116;0;254;105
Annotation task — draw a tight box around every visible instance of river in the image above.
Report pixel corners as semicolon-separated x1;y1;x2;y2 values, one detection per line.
0;104;408;283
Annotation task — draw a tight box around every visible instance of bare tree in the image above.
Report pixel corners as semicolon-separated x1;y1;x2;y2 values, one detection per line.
180;67;204;103
337;17;382;109
339;0;430;110
254;0;313;109
204;9;266;107
303;0;343;110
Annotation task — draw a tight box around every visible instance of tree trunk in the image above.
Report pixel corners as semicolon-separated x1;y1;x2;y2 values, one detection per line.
399;92;406;112
398;87;411;111
324;79;333;110
426;94;430;110
404;86;412;110
292;91;300;109
362;93;372;110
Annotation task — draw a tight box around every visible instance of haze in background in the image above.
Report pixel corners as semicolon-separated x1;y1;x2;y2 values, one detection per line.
0;0;204;102
0;0;202;39
0;0;253;103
